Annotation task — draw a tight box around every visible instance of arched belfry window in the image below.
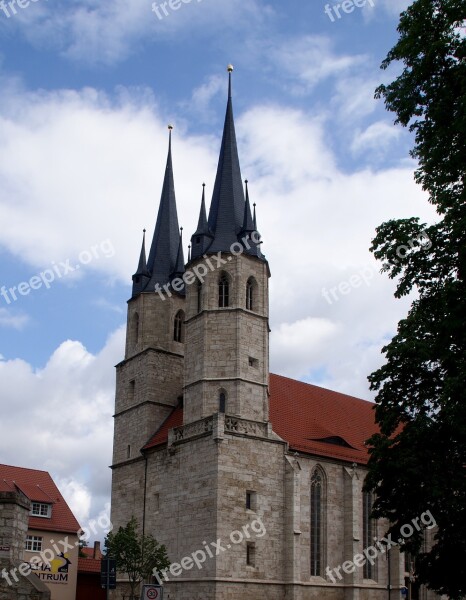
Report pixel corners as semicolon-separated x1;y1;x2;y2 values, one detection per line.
173;310;185;343
219;273;230;308
219;390;227;413
246;277;256;311
311;466;326;577
363;489;377;579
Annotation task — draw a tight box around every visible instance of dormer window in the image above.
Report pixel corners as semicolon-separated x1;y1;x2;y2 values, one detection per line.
31;502;52;518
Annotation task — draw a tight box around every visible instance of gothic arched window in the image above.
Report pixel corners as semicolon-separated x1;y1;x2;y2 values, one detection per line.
246;277;255;311
363;490;377;579
219;273;230;308
311;466;326;577
219;391;226;413
173;310;185;343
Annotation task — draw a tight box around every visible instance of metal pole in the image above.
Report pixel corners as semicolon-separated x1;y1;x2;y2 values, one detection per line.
388;546;391;600
106;556;110;600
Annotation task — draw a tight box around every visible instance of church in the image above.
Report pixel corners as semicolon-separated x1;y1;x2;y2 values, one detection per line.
110;67;438;600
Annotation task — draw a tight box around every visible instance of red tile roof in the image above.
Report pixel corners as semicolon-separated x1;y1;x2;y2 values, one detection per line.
269;374;377;464
0;464;81;534
81;545;103;560
143;373;377;464
78;557;102;574
144;405;183;450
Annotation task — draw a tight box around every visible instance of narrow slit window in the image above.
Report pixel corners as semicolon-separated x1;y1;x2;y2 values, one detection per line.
246;542;256;567
197;281;202;313
246;279;254;310
219;392;226;413
174;310;185;342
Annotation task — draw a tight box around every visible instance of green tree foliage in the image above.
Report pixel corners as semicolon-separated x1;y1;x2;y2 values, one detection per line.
104;517;170;599
365;1;466;598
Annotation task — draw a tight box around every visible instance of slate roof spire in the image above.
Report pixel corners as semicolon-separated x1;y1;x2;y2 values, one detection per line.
132;229;151;296
171;227;186;282
143;125;184;294
190;183;213;260
188;66;265;263
206;65;247;253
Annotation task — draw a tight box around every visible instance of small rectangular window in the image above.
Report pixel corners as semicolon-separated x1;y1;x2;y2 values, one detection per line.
154;493;160;511
246;542;256;567
30;503;52;518
127;445;131;459
25;536;43;552
246;491;257;511
128;380;135;403
248;357;258;368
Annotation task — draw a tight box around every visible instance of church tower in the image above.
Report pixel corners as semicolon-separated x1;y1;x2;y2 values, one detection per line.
111;126;185;490
112;68;288;600
184;65;270;426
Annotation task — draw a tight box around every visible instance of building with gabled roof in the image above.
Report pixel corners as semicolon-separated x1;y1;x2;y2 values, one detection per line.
0;464;81;600
110;67;439;600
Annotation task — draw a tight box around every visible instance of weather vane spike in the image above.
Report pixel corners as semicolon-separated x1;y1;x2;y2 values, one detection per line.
168;124;173;131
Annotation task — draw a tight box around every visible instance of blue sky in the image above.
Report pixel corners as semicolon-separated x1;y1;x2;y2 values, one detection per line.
0;0;437;533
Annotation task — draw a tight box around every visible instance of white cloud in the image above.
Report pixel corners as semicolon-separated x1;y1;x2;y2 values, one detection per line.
4;0;271;66
55;478;92;527
351;120;403;155
270;36;367;94
0;308;30;330
187;75;225;121
0;326;125;531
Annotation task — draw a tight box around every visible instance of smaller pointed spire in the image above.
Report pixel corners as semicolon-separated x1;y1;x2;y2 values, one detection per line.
171;227;186;283
241;180;255;234
188;244;191;262
194;183;210;236
253;203;257;230
190;183;214;261
132;229;151;297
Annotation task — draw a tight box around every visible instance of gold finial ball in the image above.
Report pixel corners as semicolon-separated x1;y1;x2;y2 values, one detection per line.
227;64;234;73
168;124;173;130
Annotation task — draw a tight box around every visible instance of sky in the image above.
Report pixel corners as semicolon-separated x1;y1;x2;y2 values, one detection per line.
0;0;438;538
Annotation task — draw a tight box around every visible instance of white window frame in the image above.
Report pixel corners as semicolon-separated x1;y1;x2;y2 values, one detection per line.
25;535;43;552
30;502;52;518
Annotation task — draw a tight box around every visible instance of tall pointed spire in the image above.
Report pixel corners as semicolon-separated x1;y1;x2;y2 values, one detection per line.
206;65;246;253
132;229;151;297
145;125;184;291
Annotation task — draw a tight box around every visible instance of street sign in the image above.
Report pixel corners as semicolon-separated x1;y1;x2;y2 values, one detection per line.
100;557;117;590
141;584;163;600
